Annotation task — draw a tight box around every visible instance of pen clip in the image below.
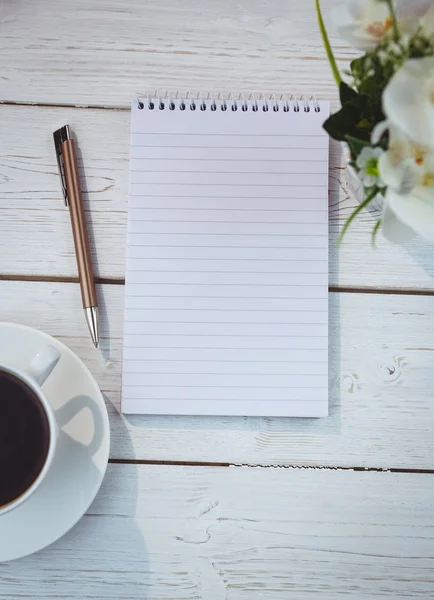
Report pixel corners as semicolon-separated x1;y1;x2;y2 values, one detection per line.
53;125;71;206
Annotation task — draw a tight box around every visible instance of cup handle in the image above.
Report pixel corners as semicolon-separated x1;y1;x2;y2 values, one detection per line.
25;345;61;387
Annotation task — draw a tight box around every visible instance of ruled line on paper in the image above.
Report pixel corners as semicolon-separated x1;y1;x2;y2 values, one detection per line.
129;170;328;175
127;232;328;237
125;282;328;287
130;157;327;162
128;219;328;225
132;145;328;149
124;319;328;325
125;257;329;262
128;207;329;213
127;245;328;251
124;308;328;312
122;348;327;358
124;359;328;363
124;334;329;338
128;195;328;202
123;344;328;350
122;385;328;390
129;182;328;187
131;132;328;137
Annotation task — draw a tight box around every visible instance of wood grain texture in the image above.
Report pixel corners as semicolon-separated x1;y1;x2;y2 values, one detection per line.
2;105;434;290
1;464;434;598
0;0;355;108
2;279;434;469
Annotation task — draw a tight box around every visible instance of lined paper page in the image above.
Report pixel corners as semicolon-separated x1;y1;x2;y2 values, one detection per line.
122;98;330;417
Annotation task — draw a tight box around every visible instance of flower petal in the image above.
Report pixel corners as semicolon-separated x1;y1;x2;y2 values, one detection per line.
421;4;434;33
356;146;370;169
331;1;389;49
383;57;434;146
331;1;363;28
332;23;379;50
394;0;434;19
399;159;423;194
346;163;365;203
349;0;368;20
379;151;405;189
382;201;416;244
371;120;389;145
387;186;434;241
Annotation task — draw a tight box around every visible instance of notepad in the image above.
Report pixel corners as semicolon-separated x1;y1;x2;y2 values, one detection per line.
122;94;330;417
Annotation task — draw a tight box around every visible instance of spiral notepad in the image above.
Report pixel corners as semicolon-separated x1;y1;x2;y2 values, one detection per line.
122;94;330;417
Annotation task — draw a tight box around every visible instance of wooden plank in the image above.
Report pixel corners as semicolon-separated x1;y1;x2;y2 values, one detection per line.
0;0;355;108
1;105;434;290
2;279;434;469
1;464;434;598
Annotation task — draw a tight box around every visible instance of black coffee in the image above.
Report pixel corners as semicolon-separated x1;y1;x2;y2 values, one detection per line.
0;370;50;508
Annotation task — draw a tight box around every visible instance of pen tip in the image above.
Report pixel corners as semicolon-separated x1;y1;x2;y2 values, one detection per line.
85;307;99;349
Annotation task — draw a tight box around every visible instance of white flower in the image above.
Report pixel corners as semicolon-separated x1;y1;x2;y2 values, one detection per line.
383;56;434;147
331;0;433;50
383;186;434;242
420;3;434;34
394;0;434;19
356;146;384;187
378;125;434;242
381;201;416;244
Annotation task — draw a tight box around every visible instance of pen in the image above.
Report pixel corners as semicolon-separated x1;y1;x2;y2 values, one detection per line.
53;125;99;348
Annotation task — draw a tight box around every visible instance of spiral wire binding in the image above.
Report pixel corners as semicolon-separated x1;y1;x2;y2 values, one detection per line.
136;92;321;113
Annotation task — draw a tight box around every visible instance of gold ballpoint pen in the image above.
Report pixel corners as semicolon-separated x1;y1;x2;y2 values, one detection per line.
53;125;99;348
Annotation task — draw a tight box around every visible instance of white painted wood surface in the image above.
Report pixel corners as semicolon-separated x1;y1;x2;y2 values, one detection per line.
1;0;434;596
2;280;434;470
0;0;355;108
2;105;434;290
2;465;434;599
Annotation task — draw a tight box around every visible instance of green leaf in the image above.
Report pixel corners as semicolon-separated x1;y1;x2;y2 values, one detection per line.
323;108;371;142
358;118;372;129
323;111;351;141
322;88;374;143
345;135;369;157
339;82;358;105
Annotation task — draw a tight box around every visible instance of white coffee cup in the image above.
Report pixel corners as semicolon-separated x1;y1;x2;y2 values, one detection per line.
0;345;61;517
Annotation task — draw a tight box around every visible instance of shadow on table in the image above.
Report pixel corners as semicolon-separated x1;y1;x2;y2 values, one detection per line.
406;237;434;280
327;139;342;427
97;289;112;363
1;406;149;598
73;140;114;365
46;133;115;364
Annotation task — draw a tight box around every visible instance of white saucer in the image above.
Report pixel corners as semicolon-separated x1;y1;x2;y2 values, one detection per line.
0;322;110;562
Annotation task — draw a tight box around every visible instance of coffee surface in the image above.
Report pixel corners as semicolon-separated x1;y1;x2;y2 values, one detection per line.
0;371;50;507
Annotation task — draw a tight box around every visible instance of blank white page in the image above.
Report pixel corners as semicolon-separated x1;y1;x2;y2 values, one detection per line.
122;97;330;417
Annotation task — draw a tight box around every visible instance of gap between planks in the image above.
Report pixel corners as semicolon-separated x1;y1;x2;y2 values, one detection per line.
0;99;130;111
108;458;434;474
0;274;125;286
2;274;434;297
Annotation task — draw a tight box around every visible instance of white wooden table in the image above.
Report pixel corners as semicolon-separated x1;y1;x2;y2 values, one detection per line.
1;0;434;597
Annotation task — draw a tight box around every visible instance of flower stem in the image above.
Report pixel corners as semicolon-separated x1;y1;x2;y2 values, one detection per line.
371;219;382;248
314;0;341;87
384;0;400;40
338;188;379;246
